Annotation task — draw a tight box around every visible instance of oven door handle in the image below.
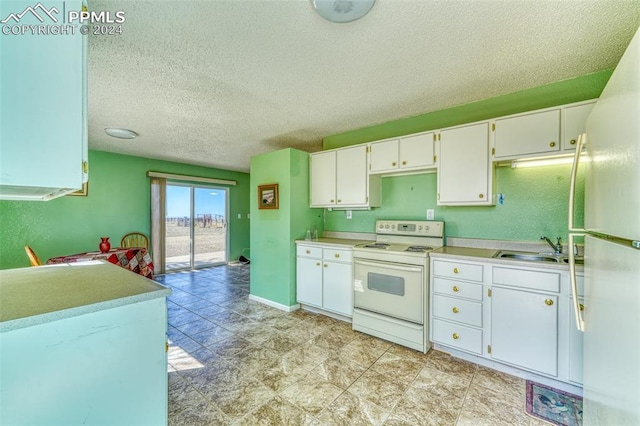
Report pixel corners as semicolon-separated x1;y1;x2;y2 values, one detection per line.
354;259;423;273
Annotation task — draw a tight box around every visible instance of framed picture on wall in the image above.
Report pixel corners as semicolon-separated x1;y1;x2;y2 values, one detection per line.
67;182;88;197
258;183;278;209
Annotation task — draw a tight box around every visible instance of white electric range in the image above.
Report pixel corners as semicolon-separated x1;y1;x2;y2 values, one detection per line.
352;220;445;353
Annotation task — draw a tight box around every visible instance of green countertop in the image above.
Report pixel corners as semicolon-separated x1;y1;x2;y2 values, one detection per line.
0;261;171;332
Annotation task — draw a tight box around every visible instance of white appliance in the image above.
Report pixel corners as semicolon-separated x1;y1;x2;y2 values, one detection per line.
352;220;445;353
568;28;640;425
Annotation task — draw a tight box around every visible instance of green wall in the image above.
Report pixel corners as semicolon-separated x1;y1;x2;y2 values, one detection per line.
325;164;585;242
250;148;322;307
0;150;250;270
321;71;606;241
324;70;612;149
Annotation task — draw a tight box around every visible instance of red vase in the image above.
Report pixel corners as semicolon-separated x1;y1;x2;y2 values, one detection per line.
99;237;111;253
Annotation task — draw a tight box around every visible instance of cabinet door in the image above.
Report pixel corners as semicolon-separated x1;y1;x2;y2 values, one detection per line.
336;145;368;206
437;122;492;205
568;297;584;385
310;151;336;207
493;109;561;159
400;132;435;170
369;139;399;173
491;287;558;376
296;257;323;307
563;102;595;151
0;0;87;200
322;261;352;317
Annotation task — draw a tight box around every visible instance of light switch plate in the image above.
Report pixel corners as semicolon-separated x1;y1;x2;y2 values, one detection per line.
346;210;352;219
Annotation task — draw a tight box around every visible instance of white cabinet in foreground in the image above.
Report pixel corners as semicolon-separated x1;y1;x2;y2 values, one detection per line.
0;0;88;201
0;263;170;425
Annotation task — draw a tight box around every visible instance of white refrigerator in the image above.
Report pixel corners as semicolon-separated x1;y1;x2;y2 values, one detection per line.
568;28;640;425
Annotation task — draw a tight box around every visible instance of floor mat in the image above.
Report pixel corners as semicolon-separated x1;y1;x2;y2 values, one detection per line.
526;380;583;426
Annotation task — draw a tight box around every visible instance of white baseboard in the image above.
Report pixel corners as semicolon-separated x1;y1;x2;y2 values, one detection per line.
248;294;300;312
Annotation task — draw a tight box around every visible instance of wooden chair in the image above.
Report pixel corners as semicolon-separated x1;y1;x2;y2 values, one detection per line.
24;245;42;266
120;232;149;249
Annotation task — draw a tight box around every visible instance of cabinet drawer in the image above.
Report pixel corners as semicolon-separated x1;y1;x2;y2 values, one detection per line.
432;318;483;355
432;260;483;282
433;294;482;327
492;267;560;293
296;245;322;259
323;248;352;263
433;277;483;301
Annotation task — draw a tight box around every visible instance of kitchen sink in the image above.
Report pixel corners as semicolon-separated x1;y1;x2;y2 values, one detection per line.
494;250;584;265
495;251;560;263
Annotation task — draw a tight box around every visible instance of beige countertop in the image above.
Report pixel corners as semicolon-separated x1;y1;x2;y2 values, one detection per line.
295;237;375;248
0;261;171;332
430;246;583;272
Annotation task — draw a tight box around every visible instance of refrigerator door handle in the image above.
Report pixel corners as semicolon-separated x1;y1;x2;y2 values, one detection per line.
569;133;587;232
569;233;585;332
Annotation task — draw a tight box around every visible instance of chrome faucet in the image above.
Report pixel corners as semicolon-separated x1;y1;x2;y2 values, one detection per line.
541;236;563;254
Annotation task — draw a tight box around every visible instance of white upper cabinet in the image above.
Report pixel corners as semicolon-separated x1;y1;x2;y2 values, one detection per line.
0;0;88;201
369;139;399;173
336;145;368;206
493;109;561;159
563;101;596;151
400;132;436;171
310;145;380;209
310;151;337;207
369;132;435;174
437;122;494;206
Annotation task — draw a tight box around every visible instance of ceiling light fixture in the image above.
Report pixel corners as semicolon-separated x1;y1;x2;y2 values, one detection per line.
312;0;376;23
104;128;138;139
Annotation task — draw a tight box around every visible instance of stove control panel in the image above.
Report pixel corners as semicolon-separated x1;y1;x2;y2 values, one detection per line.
376;220;444;237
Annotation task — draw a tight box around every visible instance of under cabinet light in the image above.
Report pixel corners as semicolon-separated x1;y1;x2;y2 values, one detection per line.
510;156;583;169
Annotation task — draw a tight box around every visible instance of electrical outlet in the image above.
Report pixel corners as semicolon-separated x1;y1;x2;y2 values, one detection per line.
346;210;352;219
247;213;250;219
498;194;505;205
426;209;435;220
237;213;241;219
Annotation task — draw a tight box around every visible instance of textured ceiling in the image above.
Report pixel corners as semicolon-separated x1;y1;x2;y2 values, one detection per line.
87;0;640;172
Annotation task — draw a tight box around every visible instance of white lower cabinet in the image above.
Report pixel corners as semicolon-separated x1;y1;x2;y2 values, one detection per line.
431;259;485;355
322;260;352;316
491;286;558;376
430;256;582;385
296;243;353;317
296;255;323;307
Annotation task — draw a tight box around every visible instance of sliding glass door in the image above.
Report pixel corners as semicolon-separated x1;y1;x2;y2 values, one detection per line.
165;183;228;271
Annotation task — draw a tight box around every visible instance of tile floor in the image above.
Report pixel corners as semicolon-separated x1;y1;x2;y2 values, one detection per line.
156;264;547;426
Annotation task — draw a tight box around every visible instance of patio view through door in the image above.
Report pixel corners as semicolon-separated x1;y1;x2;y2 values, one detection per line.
165;183;228;271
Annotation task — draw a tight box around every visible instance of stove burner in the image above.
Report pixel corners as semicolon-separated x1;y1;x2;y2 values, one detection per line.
405;245;433;253
362;243;390;249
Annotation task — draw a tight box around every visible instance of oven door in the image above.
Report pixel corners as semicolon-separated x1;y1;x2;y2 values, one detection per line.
353;259;424;324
